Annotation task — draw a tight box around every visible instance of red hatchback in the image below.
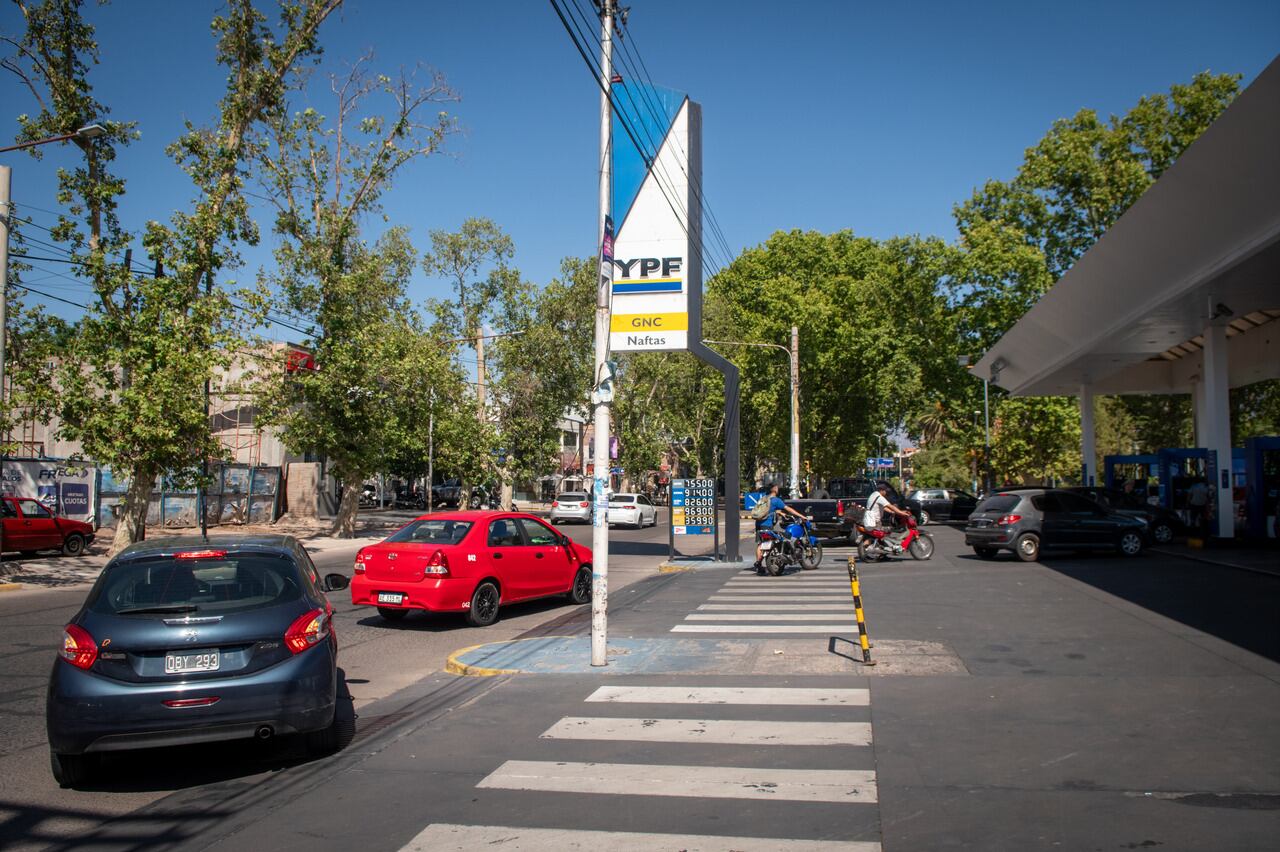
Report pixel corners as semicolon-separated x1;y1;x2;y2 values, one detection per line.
2;496;96;557
349;511;593;626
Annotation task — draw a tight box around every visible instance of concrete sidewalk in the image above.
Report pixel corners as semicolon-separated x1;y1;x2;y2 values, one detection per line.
1152;540;1280;577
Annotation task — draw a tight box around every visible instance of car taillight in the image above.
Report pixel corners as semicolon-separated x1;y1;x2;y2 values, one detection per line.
285;608;330;654
174;549;227;559
579;502;589;508
552;501;559;508
622;505;636;510
424;549;450;576
837;502;845;517
60;624;97;670
353;548;366;574
997;514;1022;526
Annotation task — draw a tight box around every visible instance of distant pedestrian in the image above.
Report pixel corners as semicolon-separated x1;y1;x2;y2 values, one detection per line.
1187;477;1210;534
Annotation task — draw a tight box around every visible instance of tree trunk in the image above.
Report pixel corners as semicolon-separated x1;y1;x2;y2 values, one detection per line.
499;480;514;511
109;470;153;557
332;480;360;538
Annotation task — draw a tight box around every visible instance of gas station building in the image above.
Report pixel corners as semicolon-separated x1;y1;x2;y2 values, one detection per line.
976;56;1280;539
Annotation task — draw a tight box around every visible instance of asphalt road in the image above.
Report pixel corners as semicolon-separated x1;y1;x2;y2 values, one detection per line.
0;507;732;850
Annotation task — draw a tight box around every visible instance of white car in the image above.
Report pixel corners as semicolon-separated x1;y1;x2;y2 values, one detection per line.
608;493;658;529
549;492;592;524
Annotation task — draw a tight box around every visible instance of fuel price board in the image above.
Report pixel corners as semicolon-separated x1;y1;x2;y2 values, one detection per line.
671;478;715;535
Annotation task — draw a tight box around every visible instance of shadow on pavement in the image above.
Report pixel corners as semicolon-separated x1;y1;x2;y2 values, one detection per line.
355;595;580;632
1039;552;1280;662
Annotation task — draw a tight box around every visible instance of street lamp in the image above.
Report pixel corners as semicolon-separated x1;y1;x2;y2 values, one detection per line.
958;356;992;494
0;123;108;558
704;327;800;495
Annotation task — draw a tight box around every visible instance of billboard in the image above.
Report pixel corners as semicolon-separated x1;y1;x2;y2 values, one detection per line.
609;81;702;353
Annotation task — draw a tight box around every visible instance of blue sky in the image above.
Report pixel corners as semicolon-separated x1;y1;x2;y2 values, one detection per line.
3;0;1277;335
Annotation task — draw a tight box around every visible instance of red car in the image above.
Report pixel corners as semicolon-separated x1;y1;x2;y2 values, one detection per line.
350;511;593;626
1;496;96;557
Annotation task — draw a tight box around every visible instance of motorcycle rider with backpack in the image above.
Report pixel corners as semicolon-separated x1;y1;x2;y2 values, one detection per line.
751;483;806;574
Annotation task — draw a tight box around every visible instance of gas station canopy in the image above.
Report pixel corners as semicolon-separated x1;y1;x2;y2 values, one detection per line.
975;56;1280;397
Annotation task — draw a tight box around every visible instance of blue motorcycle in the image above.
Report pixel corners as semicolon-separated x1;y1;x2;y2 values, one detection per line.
760;516;824;575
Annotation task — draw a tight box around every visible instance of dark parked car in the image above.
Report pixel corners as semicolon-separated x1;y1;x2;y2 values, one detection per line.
2;495;96;556
1063;487;1182;545
45;535;350;787
907;488;978;524
964;488;1148;562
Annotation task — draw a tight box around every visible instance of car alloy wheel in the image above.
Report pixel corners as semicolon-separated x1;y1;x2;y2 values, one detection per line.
570;566;592;604
467;581;501;627
1118;531;1144;557
1152;523;1173;544
1014;533;1040;562
919;510;931;525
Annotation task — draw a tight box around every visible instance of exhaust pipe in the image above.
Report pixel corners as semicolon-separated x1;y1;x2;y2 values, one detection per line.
255;725;274;740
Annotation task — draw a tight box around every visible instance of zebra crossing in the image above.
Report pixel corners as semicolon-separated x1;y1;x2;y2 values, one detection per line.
670;571;855;635
401;680;881;851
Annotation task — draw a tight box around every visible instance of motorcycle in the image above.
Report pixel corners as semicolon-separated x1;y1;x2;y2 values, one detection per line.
856;513;934;562
759;517;824;575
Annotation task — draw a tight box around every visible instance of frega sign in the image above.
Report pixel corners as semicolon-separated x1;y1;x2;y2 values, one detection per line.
608;81;703;353
0;458;98;523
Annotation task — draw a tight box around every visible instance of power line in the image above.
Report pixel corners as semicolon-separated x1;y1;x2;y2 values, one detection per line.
548;0;730;284
559;0;736;276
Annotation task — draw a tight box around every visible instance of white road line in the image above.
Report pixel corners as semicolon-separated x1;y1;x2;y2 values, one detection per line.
685;613;851;621
723;579;848;585
584;686;870;706
403;824;882;851
477;760;878;804
672;624;852;633
698;604;849;611
541;717;872;746
721;585;849;591
710;595;849;602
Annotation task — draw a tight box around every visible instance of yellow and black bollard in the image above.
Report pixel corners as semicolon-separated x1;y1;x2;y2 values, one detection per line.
846;555;875;665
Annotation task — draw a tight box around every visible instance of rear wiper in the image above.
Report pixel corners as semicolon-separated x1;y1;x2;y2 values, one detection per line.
116;604;199;615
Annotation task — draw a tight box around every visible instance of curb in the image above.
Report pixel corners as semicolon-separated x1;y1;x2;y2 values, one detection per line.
0;582;22;592
657;562;695;573
444;639;525;677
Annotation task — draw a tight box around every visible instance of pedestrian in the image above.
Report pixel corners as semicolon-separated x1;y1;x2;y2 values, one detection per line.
1186;477;1209;535
753;483;805;574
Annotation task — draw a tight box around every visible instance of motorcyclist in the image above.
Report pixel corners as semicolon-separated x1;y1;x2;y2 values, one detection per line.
753;483;806;574
863;481;912;546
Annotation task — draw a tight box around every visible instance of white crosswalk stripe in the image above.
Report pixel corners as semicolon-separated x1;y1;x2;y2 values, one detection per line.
478;760;878;803
685;612;853;621
584;685;869;705
710;595;849;602
698;603;849;611
405;824;882;851
673;623;852;633
541;716;872;746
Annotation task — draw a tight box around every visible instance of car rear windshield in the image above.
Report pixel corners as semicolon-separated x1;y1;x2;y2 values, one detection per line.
90;554;304;616
609;495;638;503
386;519;473;545
975;495;1021;514
558;493;587;501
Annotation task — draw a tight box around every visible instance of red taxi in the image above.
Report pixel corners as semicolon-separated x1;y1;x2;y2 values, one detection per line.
349;511;593;626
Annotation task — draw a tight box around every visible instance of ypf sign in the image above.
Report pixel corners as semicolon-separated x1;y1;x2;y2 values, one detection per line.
609;81;702;353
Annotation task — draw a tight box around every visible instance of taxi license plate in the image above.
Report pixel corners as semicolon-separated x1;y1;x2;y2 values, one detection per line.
165;650;220;674
377;592;404;605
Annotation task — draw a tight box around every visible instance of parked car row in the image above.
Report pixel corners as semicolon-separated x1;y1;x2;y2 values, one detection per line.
45;510;595;789
548;492;659;528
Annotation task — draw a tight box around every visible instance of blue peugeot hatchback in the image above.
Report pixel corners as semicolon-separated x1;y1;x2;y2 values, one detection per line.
46;535;349;787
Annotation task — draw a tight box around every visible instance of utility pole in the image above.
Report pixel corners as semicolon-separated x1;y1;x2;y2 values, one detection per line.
0;166;9;562
789;325;800;496
427;387;434;513
982;376;991;494
590;0;616;668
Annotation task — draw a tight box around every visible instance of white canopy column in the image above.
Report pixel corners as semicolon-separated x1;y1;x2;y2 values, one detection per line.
1079;385;1096;487
1201;318;1234;537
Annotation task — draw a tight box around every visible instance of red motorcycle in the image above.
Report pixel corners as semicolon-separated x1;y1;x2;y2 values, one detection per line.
856;513;934;562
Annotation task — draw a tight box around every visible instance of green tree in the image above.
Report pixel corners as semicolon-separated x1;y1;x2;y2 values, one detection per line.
248;56;458;535
4;0;342;553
